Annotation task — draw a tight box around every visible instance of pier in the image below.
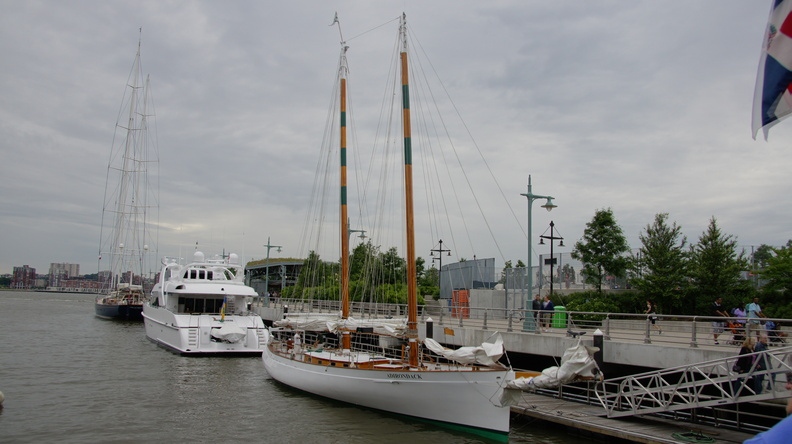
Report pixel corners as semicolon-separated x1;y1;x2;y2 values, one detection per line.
254;299;792;442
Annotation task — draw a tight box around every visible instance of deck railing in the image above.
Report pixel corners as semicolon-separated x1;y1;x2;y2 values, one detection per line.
256;297;788;348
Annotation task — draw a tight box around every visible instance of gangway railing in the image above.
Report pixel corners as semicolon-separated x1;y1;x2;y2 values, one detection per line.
596;346;792;418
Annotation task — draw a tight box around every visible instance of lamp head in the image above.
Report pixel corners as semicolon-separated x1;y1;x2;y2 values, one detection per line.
541;197;557;212
539;238;545;245
559;240;565;247
277;247;282;253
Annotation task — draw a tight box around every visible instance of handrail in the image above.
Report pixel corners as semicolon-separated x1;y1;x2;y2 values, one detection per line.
256;297;789;348
595;346;792;418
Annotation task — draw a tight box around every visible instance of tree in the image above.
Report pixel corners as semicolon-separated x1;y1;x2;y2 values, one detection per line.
571;208;631;293
753;244;775;270
687;217;749;315
759;241;792;318
629;213;688;314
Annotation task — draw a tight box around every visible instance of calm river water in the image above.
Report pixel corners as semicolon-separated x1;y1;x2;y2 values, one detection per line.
0;291;590;443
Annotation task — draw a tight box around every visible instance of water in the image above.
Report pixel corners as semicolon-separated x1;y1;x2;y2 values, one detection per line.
0;291;588;443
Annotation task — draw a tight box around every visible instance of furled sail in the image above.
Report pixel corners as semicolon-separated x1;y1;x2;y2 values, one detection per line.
423;333;506;367
506;343;601;390
274;315;408;337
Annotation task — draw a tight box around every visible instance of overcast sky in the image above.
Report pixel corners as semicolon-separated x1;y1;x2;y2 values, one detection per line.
2;1;790;276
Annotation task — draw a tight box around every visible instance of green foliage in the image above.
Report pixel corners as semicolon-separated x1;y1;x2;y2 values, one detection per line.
419;266;439;300
291;244;432;305
687;217;750;316
571;208;631;293
562;291;622;323
629;213;689;314
759;242;792;318
753;244;775;270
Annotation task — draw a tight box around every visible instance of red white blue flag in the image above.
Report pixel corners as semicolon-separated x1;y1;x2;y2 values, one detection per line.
753;0;792;140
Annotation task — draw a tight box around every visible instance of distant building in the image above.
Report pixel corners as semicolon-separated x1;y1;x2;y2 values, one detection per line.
12;265;36;289
56;279;102;292
49;263;80;287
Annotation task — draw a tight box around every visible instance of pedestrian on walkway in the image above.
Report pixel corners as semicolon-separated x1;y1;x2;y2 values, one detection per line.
712;297;729;345
746;297;768;340
532;294;542;322
753;334;769;394
541;295;554;332
645;300;662;334
733;337;755;396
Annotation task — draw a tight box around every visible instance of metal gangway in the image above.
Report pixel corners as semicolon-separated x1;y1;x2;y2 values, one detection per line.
596;346;792;418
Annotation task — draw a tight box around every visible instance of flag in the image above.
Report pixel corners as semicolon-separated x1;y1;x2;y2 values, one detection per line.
220;296;226;322
752;0;792;139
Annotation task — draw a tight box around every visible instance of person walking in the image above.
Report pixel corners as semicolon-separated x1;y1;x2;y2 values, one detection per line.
746;297;767;340
753;334;769;394
712;297;729;345
532;294;542;323
541;295;554;332
645;300;662;334
733;337;755;396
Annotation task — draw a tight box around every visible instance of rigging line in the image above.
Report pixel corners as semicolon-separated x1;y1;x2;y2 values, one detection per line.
409;28;528;245
345;16;400;43
407;29;503;263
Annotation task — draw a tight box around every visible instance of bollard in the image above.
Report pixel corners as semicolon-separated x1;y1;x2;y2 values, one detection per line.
283;304;289;319
593;329;604;369
426;317;434;338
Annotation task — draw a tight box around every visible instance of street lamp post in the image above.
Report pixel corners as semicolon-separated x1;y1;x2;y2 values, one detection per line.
539;220;564;297
348;217;367;243
430;239;451;300
520;175;556;331
263;236;282;307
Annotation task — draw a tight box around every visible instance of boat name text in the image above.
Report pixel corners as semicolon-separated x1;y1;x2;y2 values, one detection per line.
387;373;423;380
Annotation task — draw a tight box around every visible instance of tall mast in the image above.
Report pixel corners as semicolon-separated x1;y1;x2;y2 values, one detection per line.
339;36;352;351
399;13;419;367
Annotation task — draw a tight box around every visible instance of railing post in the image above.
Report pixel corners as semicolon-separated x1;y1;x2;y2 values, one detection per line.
507;310;513;332
483;309;488;330
439;305;444;325
604;315;611;340
644;317;652;344
690;316;698;348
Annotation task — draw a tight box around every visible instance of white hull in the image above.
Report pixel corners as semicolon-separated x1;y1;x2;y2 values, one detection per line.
143;304;265;355
261;331;513;434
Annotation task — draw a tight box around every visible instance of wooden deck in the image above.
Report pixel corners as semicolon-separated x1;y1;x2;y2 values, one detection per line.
512;392;758;443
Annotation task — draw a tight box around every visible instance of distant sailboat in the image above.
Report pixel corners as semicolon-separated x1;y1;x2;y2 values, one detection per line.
261;14;515;439
95;35;158;321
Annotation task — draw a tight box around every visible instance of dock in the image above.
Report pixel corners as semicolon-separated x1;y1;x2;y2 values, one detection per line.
512;393;756;443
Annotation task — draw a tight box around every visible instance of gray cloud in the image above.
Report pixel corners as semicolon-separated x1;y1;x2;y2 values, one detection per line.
1;1;789;276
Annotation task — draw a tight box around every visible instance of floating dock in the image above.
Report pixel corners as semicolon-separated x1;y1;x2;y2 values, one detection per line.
512;393;757;443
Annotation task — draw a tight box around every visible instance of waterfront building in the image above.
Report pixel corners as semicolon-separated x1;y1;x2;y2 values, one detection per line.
48;263;80;287
11;265;36;289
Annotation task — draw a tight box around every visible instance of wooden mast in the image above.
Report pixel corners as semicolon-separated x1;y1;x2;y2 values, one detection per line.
400;13;419;367
339;43;352;351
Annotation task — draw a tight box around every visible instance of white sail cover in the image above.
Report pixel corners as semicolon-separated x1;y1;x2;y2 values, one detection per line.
506;342;600;390
423;333;505;367
273;315;408;337
211;324;247;343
